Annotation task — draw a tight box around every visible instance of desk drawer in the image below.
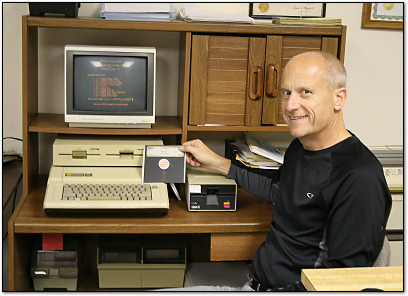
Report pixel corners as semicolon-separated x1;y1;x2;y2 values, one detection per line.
210;232;267;261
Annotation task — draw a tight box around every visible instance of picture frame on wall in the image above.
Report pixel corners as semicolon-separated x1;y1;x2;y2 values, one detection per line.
249;3;326;19
361;3;403;30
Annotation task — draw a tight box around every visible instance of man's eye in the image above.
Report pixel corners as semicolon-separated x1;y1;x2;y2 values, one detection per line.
282;90;290;96
302;90;311;95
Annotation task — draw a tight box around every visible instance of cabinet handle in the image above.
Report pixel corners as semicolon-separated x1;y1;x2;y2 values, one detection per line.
249;66;263;100
265;64;280;98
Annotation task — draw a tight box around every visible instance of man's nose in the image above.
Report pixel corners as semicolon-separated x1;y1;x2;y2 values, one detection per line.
285;94;300;112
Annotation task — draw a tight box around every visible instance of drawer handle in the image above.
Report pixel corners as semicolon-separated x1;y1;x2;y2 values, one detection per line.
265;64;280;98
249;66;263;100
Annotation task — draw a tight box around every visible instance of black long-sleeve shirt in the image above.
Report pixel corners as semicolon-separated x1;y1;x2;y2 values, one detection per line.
227;133;392;291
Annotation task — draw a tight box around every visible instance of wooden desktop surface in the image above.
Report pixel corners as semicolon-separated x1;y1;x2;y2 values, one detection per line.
301;266;403;291
13;178;274;234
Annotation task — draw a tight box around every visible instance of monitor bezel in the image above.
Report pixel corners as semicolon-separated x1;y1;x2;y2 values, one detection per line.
65;45;156;125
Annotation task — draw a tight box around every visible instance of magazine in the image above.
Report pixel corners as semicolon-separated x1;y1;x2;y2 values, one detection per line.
244;133;284;164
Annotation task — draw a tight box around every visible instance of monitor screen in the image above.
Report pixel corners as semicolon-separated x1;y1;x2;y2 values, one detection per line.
73;55;148;113
65;45;156;128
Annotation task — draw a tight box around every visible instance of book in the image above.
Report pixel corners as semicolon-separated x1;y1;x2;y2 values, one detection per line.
103;3;171;13
245;133;284;164
100;3;174;21
272;17;342;26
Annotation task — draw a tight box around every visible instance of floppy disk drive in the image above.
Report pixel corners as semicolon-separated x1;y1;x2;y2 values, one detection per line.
186;167;237;211
53;135;163;166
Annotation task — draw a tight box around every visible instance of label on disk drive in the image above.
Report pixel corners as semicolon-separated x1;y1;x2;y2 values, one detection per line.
189;185;201;193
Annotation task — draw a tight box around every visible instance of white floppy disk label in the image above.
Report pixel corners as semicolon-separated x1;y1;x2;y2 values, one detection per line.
146;146;184;157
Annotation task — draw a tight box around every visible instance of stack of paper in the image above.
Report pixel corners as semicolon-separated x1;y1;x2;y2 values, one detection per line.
245;133;284;164
178;5;254;24
229;133;285;170
272;17;342;26
100;3;174;21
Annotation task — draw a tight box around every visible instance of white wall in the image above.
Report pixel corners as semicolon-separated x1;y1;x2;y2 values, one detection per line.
325;3;403;147
2;3;403;160
2;3;28;155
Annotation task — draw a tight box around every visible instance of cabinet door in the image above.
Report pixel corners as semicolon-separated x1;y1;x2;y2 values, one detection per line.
189;35;253;126
262;35;340;125
245;37;266;126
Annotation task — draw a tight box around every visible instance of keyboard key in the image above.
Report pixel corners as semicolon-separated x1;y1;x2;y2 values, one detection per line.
88;196;121;200
62;193;76;200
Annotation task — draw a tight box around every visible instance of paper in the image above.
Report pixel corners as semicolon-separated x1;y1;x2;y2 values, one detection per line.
179;5;254;24
245;133;284;164
170;183;182;201
228;138;283;169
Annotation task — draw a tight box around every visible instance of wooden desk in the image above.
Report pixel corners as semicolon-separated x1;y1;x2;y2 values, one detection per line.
301;266;403;291
8;179;273;291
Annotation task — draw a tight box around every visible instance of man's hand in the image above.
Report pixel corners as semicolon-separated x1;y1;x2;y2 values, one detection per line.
180;139;231;176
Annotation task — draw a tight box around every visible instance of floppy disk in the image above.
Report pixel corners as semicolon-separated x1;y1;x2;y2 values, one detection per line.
142;145;186;183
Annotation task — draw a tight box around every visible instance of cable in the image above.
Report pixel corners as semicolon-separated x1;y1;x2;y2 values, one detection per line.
3;137;23;142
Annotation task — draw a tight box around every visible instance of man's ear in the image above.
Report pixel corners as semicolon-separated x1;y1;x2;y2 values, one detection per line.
334;88;347;111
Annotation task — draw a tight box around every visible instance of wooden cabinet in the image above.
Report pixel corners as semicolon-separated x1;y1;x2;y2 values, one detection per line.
189;35;253;126
9;16;347;291
189;34;342;128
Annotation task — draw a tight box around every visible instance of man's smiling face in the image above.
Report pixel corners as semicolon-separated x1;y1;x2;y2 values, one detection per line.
280;53;338;145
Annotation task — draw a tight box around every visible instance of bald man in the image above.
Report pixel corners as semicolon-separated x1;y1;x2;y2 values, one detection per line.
179;52;391;291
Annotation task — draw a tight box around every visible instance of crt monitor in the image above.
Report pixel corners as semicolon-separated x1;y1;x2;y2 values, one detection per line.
65;45;156;128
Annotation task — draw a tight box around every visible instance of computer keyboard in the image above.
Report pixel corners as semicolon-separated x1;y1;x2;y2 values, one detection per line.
62;183;153;201
43;166;169;214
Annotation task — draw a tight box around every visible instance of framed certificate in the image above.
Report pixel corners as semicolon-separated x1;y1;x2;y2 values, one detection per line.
250;3;326;18
361;3;403;30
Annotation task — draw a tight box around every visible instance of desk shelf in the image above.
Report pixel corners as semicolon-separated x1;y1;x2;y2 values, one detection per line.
29;113;182;136
27;16;344;36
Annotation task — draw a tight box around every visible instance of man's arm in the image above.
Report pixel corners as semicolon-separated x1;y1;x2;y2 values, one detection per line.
322;170;391;268
180;139;231;175
228;162;279;203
